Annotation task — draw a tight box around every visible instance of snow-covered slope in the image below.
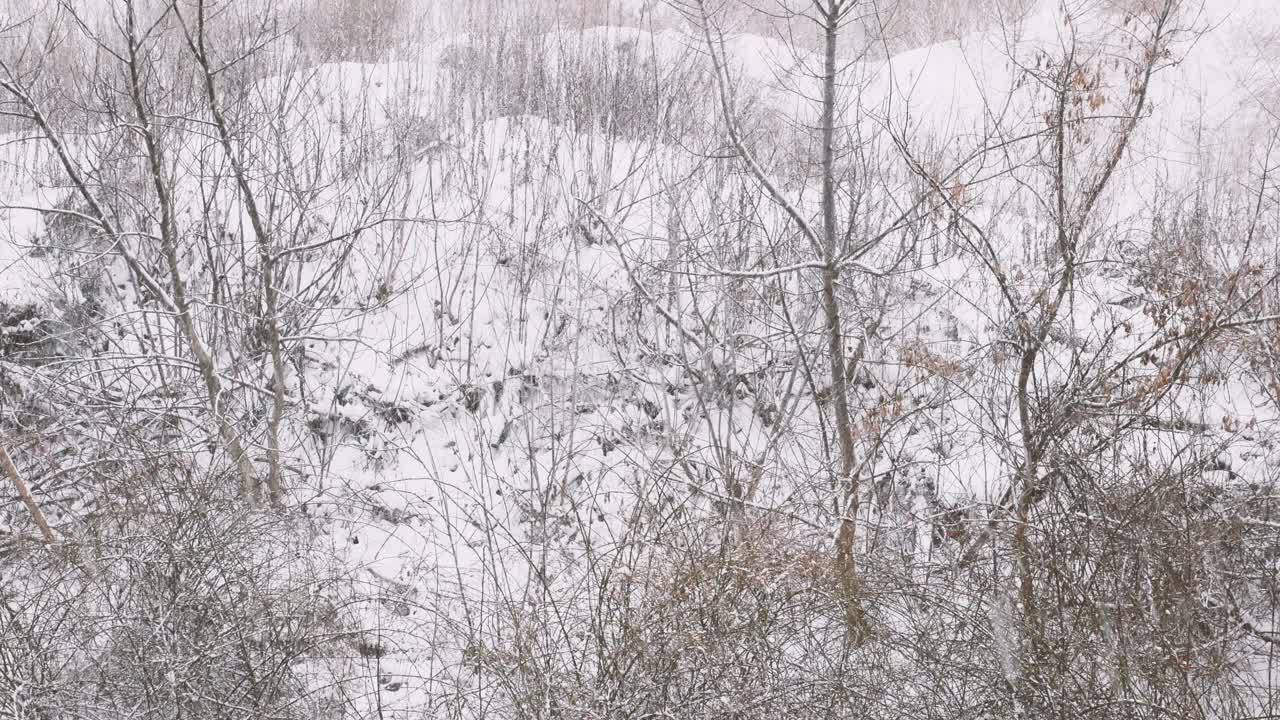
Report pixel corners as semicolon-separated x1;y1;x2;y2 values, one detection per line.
3;0;1280;716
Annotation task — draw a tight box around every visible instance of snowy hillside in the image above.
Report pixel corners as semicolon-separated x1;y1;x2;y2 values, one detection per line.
3;0;1280;718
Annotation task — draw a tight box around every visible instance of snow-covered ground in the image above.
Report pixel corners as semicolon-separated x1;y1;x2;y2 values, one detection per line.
3;0;1280;716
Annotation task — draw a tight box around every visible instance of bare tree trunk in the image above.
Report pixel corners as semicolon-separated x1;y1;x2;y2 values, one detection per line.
122;0;257;498
693;0;868;639
0;3;257;499
176;0;285;504
1;444;54;545
817;0;865;641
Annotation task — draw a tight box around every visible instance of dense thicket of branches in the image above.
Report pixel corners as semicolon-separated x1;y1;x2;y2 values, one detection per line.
2;0;1280;718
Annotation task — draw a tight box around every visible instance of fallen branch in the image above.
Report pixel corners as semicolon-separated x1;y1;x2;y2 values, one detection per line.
1;444;54;545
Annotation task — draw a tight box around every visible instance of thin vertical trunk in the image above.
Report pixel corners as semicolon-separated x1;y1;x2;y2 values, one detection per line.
123;1;257;497
696;0;865;637
821;6;855;479
1008;4;1174;699
179;0;285;503
819;0;864;640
